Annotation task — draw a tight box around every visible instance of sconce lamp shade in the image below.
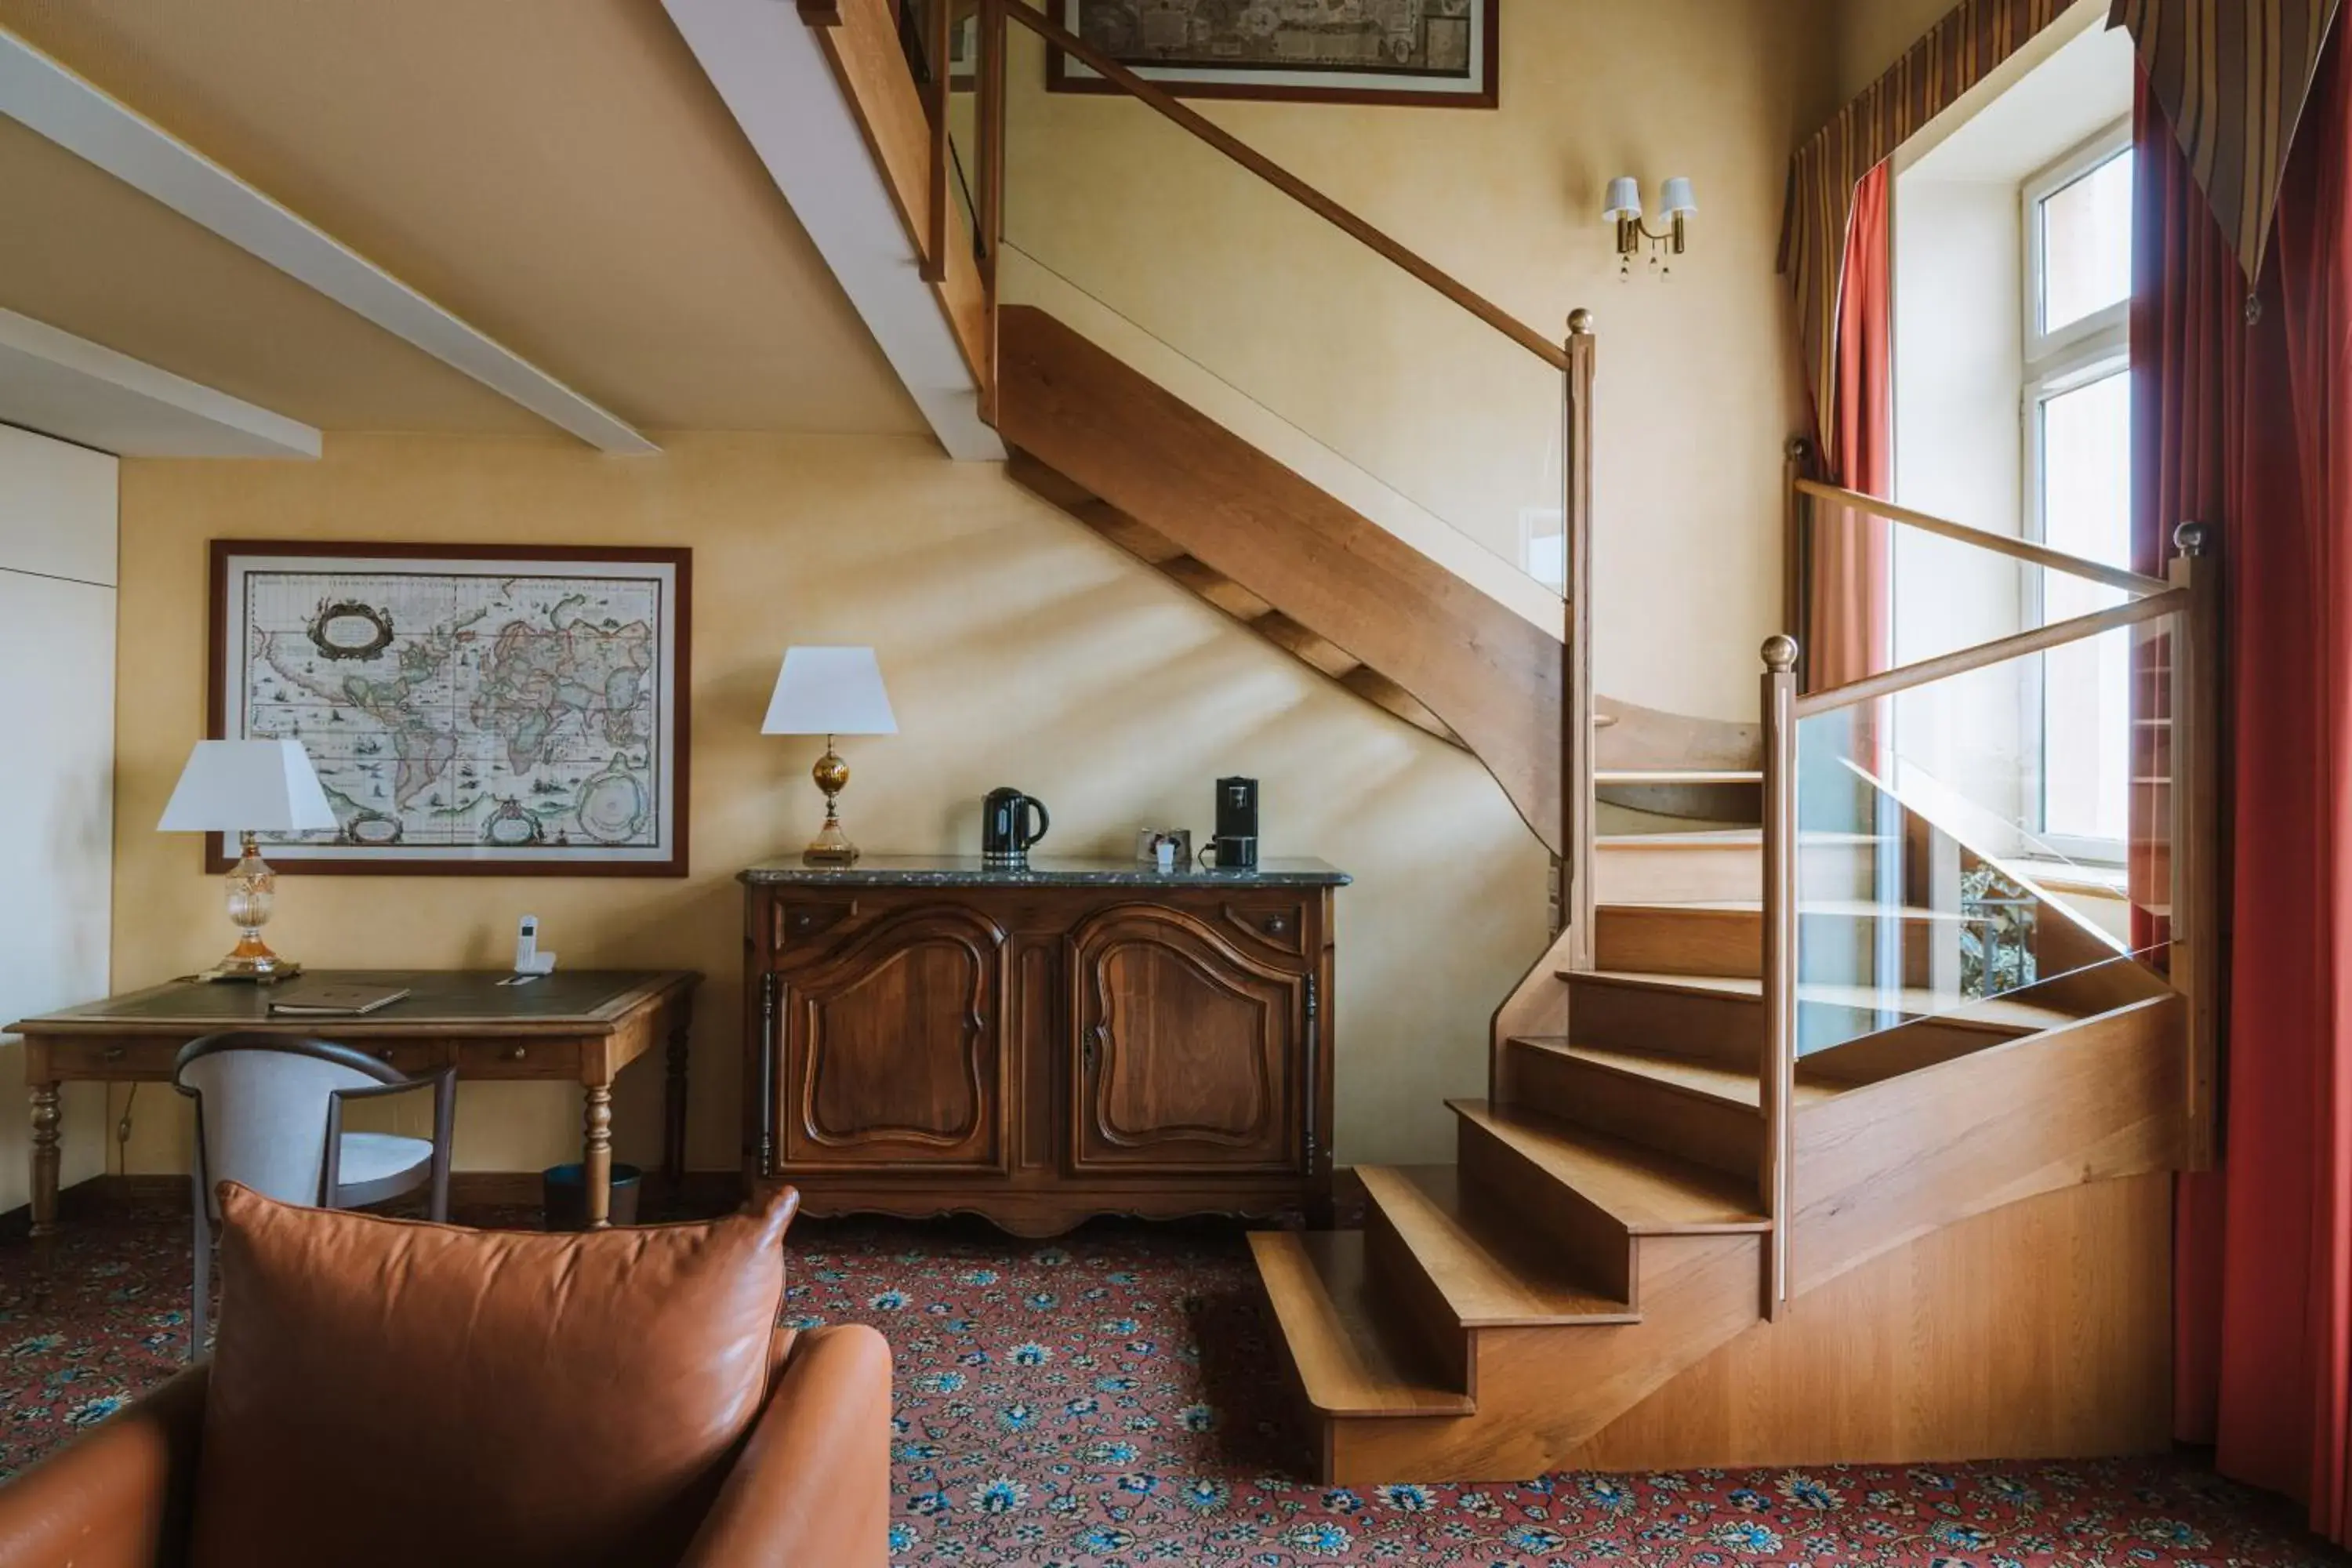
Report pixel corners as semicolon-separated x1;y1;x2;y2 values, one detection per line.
1660;176;1698;217
158;739;337;833
1602;176;1643;222
762;646;898;736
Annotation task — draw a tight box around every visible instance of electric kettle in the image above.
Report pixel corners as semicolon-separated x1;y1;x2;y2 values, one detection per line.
982;787;1050;867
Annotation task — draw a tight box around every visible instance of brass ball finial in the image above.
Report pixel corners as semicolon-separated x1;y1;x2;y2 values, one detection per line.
1762;634;1800;673
2174;521;2212;557
1568;307;1595;336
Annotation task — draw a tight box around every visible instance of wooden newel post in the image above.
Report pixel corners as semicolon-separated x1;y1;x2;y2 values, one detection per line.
2168;521;2222;1170
1758;633;1800;1319
1559;308;1599;969
1782;438;1812;691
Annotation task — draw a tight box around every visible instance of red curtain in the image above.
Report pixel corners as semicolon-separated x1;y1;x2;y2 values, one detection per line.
1807;162;1894;692
2139;27;2352;1543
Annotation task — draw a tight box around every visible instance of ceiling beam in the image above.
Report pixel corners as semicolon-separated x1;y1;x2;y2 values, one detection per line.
0;25;659;456
665;0;1003;462
0;307;322;459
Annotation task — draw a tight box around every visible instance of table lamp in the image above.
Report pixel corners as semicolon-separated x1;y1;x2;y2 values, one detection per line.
158;739;339;981
761;646;897;866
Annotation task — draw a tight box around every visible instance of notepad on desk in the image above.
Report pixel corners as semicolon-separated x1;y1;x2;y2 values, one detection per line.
267;985;412;1018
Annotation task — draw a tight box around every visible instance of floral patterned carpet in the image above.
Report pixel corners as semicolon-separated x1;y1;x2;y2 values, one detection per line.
1;1203;2345;1566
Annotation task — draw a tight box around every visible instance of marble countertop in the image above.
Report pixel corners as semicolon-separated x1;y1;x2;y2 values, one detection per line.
736;855;1350;887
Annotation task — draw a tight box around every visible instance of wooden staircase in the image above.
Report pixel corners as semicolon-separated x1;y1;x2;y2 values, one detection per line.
786;0;2213;1486
1251;816;2186;1483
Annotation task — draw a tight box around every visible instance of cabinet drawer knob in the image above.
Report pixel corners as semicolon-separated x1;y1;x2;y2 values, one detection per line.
1262;915;1289;934
375;1048;394;1062
102;1047;125;1063
506;1045;528;1062
789;911;817;930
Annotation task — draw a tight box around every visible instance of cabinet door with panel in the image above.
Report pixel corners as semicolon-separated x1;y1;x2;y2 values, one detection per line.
1067;904;1306;1174
778;904;1011;1173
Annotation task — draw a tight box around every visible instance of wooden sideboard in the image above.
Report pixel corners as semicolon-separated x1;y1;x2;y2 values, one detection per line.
738;855;1348;1236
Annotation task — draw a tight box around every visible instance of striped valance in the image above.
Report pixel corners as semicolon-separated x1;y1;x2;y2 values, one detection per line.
1779;0;2072;470
2111;0;2346;282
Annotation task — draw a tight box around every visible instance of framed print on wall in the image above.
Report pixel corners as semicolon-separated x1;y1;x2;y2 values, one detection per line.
1047;0;1499;108
206;542;691;877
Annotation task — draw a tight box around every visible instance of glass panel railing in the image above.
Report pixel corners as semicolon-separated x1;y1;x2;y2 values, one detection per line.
990;24;1566;608
1795;941;2175;1088
1788;621;2166;1054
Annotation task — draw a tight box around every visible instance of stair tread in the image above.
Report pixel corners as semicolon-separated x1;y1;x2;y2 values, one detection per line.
1450;1099;1769;1234
1577;969;2082;1030
1512;1039;1835;1109
1359;1165;1637;1327
1595;769;1764;785
1248;1231;1478;1417
1600;899;1989;922
1596;829;1884;850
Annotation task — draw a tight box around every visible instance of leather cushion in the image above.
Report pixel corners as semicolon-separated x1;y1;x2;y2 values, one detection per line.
187;1182;799;1568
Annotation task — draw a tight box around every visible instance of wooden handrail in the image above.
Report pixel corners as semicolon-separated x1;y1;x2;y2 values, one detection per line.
985;0;1569;374
1795;478;2176;599
1793;588;2190;719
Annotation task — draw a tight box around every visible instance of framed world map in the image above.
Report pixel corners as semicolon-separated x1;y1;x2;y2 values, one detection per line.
1049;0;1497;107
206;543;691;876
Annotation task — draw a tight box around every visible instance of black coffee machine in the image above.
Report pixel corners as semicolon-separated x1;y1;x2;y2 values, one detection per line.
1207;776;1258;869
982;787;1051;867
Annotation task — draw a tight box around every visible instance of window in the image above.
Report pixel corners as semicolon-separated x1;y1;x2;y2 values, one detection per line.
2023;126;2133;860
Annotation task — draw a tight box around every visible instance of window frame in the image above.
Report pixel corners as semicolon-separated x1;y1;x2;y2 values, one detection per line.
2022;122;2134;364
2020;118;2134;866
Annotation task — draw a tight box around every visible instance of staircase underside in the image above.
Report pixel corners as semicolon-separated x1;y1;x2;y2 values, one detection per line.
996;303;1766;848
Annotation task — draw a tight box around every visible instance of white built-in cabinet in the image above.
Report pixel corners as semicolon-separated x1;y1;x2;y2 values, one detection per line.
0;425;116;1213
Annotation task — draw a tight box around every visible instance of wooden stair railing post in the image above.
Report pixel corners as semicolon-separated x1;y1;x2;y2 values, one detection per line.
1758;633;1801;1320
1783;438;1812;693
921;0;951;283
2169;521;2222;1169
975;0;1006;422
1560;309;1598;967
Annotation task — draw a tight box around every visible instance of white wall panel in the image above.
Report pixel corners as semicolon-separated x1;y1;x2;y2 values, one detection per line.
0;426;116;1211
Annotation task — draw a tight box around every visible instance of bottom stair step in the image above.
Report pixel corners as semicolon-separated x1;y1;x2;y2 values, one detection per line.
1361;1164;1636;1327
1248;1231;1477;1417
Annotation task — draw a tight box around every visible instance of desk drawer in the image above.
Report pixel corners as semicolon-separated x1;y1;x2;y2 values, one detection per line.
38;1040;175;1079
344;1040;452;1075
455;1037;580;1079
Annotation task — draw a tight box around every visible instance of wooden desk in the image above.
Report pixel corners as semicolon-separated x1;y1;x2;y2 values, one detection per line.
9;969;699;1233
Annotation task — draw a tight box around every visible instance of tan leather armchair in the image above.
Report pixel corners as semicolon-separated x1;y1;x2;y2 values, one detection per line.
0;1185;890;1568
0;1324;892;1568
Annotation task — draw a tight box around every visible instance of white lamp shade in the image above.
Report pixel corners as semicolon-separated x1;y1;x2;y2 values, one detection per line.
1661;176;1698;217
158;739;338;833
1603;176;1643;222
761;646;898;737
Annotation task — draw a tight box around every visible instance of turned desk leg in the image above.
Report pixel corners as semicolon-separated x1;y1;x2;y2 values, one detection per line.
662;1007;691;1200
583;1084;614;1230
27;1083;60;1240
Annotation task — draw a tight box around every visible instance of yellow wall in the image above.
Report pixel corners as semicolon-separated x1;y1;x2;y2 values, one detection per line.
110;434;1547;1178
997;0;1833;720
1831;0;1957;104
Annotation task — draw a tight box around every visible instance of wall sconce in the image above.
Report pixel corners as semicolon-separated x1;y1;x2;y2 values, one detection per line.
1604;176;1697;278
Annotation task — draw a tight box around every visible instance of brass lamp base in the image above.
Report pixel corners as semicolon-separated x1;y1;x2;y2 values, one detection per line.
802;740;861;866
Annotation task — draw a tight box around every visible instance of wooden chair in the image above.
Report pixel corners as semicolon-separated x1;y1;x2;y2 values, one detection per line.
172;1033;455;1357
